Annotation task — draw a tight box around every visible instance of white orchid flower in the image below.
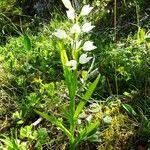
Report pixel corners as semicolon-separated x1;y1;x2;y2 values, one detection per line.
62;0;74;11
80;4;93;16
83;41;97;51
54;29;67;39
66;9;75;20
82;22;95;33
66;60;77;70
79;53;93;64
70;24;81;34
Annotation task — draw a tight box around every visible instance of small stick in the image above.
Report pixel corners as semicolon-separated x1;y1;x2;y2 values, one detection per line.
32;117;43;126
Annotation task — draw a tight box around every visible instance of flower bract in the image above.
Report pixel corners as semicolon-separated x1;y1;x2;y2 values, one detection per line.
83;41;97;51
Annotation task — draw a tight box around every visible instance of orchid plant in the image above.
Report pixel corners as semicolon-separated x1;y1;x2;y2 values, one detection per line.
35;0;100;149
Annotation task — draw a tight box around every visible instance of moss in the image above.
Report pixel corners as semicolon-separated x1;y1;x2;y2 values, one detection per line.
96;101;135;150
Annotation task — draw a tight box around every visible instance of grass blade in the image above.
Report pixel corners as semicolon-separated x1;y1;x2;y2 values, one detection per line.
122;104;137;116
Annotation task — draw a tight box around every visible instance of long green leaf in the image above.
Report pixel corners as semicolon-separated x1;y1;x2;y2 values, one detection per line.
75;121;100;146
122;104;137;116
23;35;31;50
73;74;100;121
34;110;74;141
60;49;68;71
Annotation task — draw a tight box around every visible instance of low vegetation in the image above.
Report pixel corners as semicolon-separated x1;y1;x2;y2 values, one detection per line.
0;0;150;149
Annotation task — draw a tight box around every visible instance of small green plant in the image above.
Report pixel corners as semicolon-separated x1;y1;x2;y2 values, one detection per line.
20;125;48;149
35;0;100;149
0;136;26;150
0;125;48;150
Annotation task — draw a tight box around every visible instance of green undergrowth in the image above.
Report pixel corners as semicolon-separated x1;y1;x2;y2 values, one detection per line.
0;99;135;150
0;1;150;149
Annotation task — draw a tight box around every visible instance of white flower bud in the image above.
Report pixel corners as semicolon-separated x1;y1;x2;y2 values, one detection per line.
81;5;93;16
82;22;95;33
66;60;77;70
79;53;92;64
54;29;67;39
70;24;81;34
66;9;75;20
83;41;97;51
62;0;74;11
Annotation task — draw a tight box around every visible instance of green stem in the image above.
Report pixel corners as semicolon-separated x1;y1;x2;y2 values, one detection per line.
70;140;76;150
135;1;140;28
70;96;75;135
69;15;80;149
114;0;117;42
70;69;78;134
114;61;118;96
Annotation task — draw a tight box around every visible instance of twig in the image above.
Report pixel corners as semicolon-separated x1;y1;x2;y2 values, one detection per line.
32;117;43;126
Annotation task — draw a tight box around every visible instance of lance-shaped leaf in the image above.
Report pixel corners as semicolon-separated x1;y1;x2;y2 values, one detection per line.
60;49;77;123
60;49;68;69
34;110;74;141
75;121;100;146
73;74;100;122
23;35;31;50
122;104;137;116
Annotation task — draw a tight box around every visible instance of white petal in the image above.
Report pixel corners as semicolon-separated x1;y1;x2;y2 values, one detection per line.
54;29;67;39
82;22;95;33
66;9;75;20
79;53;92;64
66;60;77;70
62;0;74;11
83;41;97;51
81;5;93;16
70;24;81;34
